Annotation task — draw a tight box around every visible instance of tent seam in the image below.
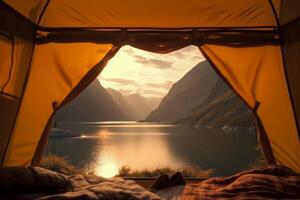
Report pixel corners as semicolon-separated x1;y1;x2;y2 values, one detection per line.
0;92;19;100
267;0;300;139
1;37;15;93
37;26;278;32
0;42;36;166
1;0;51;166
37;0;51;26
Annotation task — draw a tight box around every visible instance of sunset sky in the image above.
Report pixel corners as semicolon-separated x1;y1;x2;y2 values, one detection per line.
98;45;205;98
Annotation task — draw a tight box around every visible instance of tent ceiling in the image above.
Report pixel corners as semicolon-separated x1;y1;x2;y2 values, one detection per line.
4;0;277;29
4;0;48;24
1;1;280;46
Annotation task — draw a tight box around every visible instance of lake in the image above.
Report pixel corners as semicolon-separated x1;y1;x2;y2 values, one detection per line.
46;121;259;178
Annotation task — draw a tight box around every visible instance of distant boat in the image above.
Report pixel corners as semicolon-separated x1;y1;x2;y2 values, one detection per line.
50;128;82;138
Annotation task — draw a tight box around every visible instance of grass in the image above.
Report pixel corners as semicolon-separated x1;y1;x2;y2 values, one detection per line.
118;165;215;178
40;154;79;175
40;154;214;178
41;150;266;178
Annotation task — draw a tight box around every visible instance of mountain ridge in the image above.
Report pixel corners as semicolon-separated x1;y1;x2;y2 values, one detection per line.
55;79;126;122
146;60;256;128
146;61;218;122
176;78;256;128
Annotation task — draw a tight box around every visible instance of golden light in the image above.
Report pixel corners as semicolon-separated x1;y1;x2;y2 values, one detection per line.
98;45;204;97
96;162;118;178
95;155;119;178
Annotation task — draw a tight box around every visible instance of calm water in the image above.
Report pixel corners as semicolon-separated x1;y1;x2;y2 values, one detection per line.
46;121;259;178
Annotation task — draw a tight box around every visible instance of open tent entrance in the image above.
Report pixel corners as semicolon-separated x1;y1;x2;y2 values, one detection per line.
0;0;299;181
41;45;268;179
1;28;299;176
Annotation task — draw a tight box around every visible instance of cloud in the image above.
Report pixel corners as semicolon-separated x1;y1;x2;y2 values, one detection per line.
134;55;147;63
136;88;166;97
123;47;135;56
134;55;173;69
180;45;199;53
99;45;204;98
148;59;173;69
117;88;165;98
170;47;205;61
118;88;135;96
101;78;139;86
170;51;185;59
191;55;205;61
144;80;174;90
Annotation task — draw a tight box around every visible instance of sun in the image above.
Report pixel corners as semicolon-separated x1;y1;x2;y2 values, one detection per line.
95;159;119;178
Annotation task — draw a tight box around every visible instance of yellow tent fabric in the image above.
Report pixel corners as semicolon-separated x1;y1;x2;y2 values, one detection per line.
282;19;300;128
4;0;48;24
200;44;300;172
0;35;12;91
1;38;35;97
40;0;276;28
4;0;277;28
0;0;299;173
0;35;34;162
4;43;113;166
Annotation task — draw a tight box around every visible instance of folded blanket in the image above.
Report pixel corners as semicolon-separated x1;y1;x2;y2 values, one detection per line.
0;167;70;194
39;174;161;200
0;167;161;200
182;165;300;200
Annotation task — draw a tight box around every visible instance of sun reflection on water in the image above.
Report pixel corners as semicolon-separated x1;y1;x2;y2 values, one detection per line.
90;127;186;178
95;156;119;178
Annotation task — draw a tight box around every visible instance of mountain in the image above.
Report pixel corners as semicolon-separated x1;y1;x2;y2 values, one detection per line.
125;94;154;120
125;93;160;120
107;88;161;120
106;88;135;120
176;79;256;128
146;61;219;122
55;79;126;122
145;96;161;112
146;60;255;128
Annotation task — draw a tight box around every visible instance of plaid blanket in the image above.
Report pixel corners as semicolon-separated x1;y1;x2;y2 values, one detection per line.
182;165;300;200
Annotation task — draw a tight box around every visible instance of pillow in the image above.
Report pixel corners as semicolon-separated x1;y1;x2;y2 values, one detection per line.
0;166;71;194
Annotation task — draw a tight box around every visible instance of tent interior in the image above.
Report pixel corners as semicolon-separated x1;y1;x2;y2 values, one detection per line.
0;0;300;199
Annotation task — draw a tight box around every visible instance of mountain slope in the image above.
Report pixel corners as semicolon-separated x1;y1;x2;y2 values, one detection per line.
176;79;256;128
145;96;161;113
55;79;126;122
146;61;218;122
